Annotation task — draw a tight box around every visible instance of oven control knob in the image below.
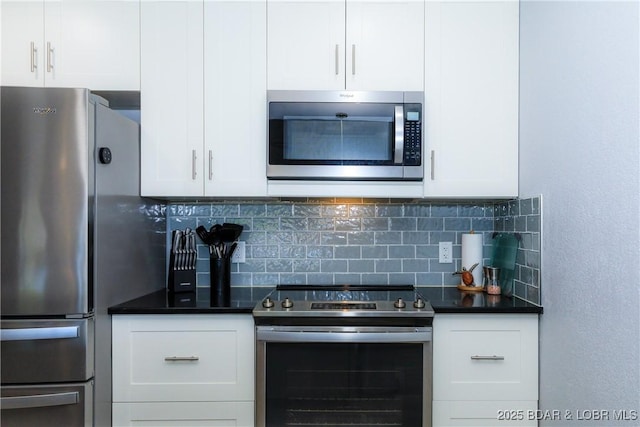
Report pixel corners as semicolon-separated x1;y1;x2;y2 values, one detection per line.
394;298;406;309
282;297;294;309
413;298;426;309
262;297;275;309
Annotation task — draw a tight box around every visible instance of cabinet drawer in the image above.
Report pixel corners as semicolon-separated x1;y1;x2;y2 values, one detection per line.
113;401;254;427
433;400;538;426
433;314;538;401
112;315;254;402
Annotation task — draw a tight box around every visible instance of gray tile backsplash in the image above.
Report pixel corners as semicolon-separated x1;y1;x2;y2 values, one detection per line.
493;196;542;304
167;196;542;305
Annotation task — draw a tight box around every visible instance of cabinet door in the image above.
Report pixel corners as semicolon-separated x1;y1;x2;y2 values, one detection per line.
267;0;345;90
113;402;255;427
140;0;204;197
112;315;255;402
1;1;45;86
43;1;140;90
433;401;538;427
433;314;538;401
204;0;267;197
424;1;518;198
345;1;424;91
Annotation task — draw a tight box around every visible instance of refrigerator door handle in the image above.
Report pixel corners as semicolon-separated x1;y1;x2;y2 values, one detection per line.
1;326;79;341
0;392;79;410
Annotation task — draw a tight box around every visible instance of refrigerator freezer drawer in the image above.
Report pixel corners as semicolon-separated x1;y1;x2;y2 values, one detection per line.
1;381;93;427
1;318;94;384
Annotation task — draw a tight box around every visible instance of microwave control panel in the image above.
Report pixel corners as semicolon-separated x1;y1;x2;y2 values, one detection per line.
404;107;422;166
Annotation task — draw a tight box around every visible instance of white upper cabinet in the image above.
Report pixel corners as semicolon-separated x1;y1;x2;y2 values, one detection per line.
267;1;344;90
140;0;267;198
424;0;519;198
1;1;44;86
267;0;424;91
203;0;267;197
1;1;140;90
344;1;424;91
140;0;204;197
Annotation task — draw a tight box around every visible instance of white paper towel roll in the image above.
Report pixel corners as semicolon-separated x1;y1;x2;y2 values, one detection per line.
461;233;483;286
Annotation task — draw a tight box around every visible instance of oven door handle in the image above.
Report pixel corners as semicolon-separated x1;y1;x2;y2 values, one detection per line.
256;327;431;343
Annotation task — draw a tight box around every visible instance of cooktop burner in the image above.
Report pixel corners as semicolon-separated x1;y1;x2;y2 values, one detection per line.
252;285;434;325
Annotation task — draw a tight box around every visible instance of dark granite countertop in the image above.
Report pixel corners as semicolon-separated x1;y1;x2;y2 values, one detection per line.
417;287;543;314
108;286;542;315
107;287;270;315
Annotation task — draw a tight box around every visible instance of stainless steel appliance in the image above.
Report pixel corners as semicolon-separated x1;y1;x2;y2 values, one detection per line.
1;86;165;426
267;91;424;181
254;285;434;427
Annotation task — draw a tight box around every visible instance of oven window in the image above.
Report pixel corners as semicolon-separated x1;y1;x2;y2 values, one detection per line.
265;342;423;426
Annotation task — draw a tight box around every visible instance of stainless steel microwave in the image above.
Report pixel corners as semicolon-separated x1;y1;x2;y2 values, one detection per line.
267;91;423;181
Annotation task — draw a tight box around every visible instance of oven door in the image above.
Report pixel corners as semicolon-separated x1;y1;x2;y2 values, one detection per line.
256;326;432;427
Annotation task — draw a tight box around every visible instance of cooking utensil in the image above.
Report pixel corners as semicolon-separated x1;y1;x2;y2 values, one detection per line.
196;225;211;244
172;230;183;270
185;230;193;270
227;242;238;260
183;228;192;270
222;223;243;241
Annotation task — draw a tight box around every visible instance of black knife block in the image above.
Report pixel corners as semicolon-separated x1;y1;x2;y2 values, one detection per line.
168;252;196;294
210;257;231;307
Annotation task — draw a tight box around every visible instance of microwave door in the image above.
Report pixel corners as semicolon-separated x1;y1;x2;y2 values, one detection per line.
282;115;394;164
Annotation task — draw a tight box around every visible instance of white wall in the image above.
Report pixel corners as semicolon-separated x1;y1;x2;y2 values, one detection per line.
519;0;640;423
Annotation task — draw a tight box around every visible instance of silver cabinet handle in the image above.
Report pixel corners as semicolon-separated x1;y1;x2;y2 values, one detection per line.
334;44;340;75
430;150;435;180
46;42;53;72
1;392;79;410
30;42;37;72
1;326;78;341
394;105;404;163
164;356;199;362
351;44;356;75
471;355;505;361
208;150;213;180
191;149;197;180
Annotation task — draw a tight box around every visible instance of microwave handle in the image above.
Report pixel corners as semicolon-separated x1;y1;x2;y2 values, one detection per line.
394;105;404;164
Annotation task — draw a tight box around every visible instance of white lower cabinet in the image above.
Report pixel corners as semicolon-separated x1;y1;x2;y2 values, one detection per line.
112;314;255;427
112;402;254;426
433;314;539;426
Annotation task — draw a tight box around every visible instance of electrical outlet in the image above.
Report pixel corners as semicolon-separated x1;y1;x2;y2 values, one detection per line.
439;241;453;263
231;241;246;263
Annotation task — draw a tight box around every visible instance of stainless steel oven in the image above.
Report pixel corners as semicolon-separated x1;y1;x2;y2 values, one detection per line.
254;285;433;427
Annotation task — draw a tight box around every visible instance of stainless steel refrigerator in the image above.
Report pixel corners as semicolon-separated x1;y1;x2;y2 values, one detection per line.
0;86;166;426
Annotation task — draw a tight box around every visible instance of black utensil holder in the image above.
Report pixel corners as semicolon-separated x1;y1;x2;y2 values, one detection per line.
210;257;231;306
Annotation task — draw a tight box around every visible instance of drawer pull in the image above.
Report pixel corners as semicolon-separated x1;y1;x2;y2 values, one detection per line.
164;356;199;362
471;355;505;361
